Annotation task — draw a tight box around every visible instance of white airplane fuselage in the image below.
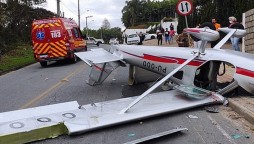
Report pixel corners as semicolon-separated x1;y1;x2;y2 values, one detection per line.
115;45;254;94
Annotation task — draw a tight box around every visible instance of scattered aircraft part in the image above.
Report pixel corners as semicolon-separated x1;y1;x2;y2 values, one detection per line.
123;128;188;144
175;85;213;100
0;90;225;143
184;28;220;41
205;106;220;113
119;54;199;114
187;115;199;119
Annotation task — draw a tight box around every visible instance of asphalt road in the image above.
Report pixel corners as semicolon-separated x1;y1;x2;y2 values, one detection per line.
0;45;253;144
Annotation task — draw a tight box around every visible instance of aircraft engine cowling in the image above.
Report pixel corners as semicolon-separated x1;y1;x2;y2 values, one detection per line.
184;28;220;42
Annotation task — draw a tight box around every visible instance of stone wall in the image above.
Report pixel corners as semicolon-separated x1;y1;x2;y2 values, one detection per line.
244;9;254;54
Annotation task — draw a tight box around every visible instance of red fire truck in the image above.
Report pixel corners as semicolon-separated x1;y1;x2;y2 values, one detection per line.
31;18;87;67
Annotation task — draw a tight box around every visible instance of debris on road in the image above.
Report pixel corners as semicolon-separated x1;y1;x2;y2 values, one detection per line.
124;128;188;144
205;106;220;113
128;133;135;137
231;134;250;139
187;115;198;119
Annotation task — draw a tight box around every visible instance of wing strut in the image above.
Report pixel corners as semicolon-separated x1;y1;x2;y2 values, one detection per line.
119;53;200;114
213;29;237;49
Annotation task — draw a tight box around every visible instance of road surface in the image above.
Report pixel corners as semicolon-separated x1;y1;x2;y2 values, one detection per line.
0;45;253;144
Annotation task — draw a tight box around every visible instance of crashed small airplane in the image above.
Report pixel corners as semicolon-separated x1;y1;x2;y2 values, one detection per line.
0;26;251;143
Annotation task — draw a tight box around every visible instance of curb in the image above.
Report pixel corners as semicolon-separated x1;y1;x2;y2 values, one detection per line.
228;98;254;125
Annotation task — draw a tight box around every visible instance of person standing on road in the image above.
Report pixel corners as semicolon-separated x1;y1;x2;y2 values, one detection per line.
156;28;163;45
169;28;176;44
170;23;174;30
138;32;144;45
228;16;244;51
211;18;221;48
164;28;170;44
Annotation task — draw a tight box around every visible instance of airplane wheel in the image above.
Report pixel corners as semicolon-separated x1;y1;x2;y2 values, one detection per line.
70;52;78;63
97;42;102;46
40;61;47;67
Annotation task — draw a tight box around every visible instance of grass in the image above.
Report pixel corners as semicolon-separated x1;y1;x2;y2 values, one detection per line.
0;44;36;74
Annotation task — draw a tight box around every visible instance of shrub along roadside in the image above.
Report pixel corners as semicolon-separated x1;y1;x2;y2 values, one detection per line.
0;44;35;75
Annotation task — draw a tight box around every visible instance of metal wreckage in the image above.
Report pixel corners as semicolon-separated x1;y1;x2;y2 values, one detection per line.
1;27;253;143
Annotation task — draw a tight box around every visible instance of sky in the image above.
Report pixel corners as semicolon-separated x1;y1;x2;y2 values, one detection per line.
38;0;126;30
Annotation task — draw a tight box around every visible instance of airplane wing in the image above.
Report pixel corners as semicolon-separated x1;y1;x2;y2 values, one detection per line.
75;48;122;66
0;89;225;143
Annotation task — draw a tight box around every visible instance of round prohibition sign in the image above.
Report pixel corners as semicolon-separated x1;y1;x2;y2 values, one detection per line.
176;0;193;16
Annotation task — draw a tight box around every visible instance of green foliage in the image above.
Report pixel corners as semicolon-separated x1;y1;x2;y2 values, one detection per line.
0;0;55;54
122;0;254;33
122;0;177;28
0;44;35;73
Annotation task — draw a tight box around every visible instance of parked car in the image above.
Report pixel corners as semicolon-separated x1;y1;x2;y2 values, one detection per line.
94;38;104;46
126;34;140;45
109;38;119;45
144;33;157;41
86;37;105;46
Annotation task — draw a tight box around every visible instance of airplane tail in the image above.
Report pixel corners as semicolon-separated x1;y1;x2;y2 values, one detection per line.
75;46;125;85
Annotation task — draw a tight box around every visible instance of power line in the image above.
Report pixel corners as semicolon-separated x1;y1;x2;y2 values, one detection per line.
60;1;77;16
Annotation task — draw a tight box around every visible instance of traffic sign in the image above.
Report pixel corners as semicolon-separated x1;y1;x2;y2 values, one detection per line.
176;0;193;16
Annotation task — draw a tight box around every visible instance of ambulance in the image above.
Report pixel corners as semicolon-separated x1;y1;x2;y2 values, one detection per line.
31;18;87;67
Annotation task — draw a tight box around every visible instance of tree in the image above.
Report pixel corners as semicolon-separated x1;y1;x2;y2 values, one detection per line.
122;0;254;31
0;0;54;54
121;0;177;28
101;18;111;30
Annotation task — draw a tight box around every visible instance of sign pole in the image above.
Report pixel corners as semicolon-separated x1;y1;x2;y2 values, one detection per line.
176;0;193;47
185;15;188;28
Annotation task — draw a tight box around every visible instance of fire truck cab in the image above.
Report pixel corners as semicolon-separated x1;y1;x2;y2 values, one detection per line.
31;18;87;67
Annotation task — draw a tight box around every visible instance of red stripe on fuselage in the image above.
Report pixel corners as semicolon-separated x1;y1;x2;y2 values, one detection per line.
236;67;254;78
143;54;178;63
121;50;204;67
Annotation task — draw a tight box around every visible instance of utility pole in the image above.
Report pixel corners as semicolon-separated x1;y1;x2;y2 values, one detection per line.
85;16;93;36
78;0;80;27
57;0;60;17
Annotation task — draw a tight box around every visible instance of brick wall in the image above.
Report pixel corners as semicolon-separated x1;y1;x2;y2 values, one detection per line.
244;9;254;54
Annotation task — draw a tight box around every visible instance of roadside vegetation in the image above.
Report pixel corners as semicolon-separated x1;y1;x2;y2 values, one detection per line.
0;0;54;74
0;44;35;74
